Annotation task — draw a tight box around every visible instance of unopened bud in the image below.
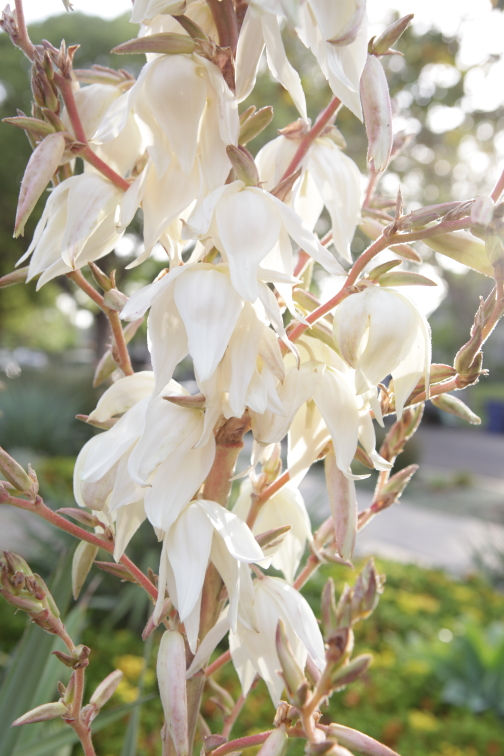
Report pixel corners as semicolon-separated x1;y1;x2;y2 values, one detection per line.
255;525;291;550
377;271;436;287
25;575;46;601
330;654;372;689
226;145;259;187
361;55;392;173
276;620;306;699
353;445;374;469
269;168;302;203
370;14;414;55
90;669;123;708
57;508;101;528
0;266;29;288
88;261;113;292
423;231;493;277
72;540;98;600
95;560;137;583
0;448;34;492
157;631;189;756
103;288;128;312
3;115;56;137
432;393;481;425
351;560;383;622
371;464;418;512
255;727;288;756
335;584;353;630
12;701;68;726
3;551;33;576
325;450;357;561
14;133;66;238
329;724;400;756
112;33;196;56
471;196;494;227
326;626;353;666
368;259;401;280
239;106;274;145
0;589;44;613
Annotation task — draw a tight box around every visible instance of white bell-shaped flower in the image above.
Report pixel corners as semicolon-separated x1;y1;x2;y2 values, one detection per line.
297;0;368;119
234;480;312;584
235;4;307;118
17;174;124;287
256;133;362;262
332;286;432;417
182;180;344;301
154;499;264;649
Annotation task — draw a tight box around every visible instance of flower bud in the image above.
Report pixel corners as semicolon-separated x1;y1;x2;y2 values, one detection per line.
226;145;259;187
276;620;306;700
377;271;436;288
371;464;418;513
157;630;189;756
0;448;34;492
90;669;123;709
256;727;288;756
326;626;353;666
423;231;493;277
0;266;29;288
12;701;68;726
164;393;207;408
330;654;372;690
72;540;98;600
112;33;196;56
239;106;274;146
203;735;228;752
368;260;402;280
14;132;66;238
95;560;137;583
3;115;56;137
325;449;357;561
255;525;291;550
370;14;414;55
432;394;481;425
306;741;334;756
88;261;113;292
103;288;129;312
328;724;401;756
361;55;392;173
351;560;383;622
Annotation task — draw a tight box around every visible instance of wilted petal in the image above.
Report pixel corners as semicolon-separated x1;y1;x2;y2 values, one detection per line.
174;268;243;381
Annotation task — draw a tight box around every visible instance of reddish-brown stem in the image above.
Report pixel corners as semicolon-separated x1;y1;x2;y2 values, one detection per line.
206;0;238;53
13;0;35;59
293;554;319;591
3;492;158;600
363;168;380;208
73;667;86;716
279;97;341;184
205;649;231;677
211;730;274;756
246;470;291;528
71;720;97;756
67;270;134;376
491;166;504;202
222;690;249;739
56;76;130;192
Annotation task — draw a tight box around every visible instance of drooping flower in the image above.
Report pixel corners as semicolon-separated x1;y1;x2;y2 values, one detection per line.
233;480;312;584
296;0;368;119
332;285;432;416
256;131;362;262
182;180;344;301
17;173;124;287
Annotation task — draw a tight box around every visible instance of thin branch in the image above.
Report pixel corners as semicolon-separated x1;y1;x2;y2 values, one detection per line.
246;471;291;528
67;270;105;309
13;0;35;59
2;491;158;600
222;689;251;739
206;650;231;677
206;0;238;53
491;165;504;202
211;730;274;756
278;96;341;184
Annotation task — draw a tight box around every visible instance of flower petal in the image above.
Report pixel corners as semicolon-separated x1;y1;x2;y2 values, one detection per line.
261;14;307;119
198;499;264;562
88;372;155;423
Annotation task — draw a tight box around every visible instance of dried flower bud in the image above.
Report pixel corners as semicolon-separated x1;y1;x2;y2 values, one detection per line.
12;701;68;726
432;394;481;425
370;14;414;55
361;55;392;173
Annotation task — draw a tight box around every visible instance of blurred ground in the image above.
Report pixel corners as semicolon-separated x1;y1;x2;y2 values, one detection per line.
301;426;504;575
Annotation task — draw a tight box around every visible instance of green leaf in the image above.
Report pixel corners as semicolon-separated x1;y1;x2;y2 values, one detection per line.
12;696;155;756
0;548;74;756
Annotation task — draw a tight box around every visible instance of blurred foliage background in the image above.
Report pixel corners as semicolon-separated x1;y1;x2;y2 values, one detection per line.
1;7;504;756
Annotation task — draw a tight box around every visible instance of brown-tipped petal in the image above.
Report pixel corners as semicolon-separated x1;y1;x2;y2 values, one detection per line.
239;106;274;146
328;723;401;756
112;33;195;56
0;448;33;492
371;14;414;55
90;670;124;709
0;266;30;288
361;55;392;173
226;145;259;187
12;701;68;726
72;541;98;600
377;271;437;287
325;449;357;561
14;133;66;237
432;394;481;425
76;414;118;430
157;631;189;756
